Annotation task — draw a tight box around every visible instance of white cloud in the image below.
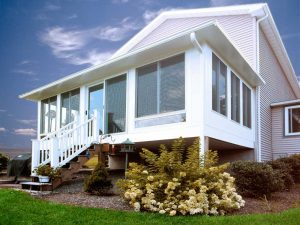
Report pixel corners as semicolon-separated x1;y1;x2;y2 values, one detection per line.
39;18;140;66
112;0;129;3
12;69;36;76
0;109;6;113
0;127;6;132
45;2;61;11
14;128;36;137
67;14;78;19
282;32;300;40
143;7;181;24
17;119;36;126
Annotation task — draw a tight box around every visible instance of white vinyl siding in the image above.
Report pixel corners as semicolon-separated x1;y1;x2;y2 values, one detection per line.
129;15;256;67
259;29;296;160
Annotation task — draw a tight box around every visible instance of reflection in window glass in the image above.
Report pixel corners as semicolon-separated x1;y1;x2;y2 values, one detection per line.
136;53;185;118
243;84;251;128
41;96;57;134
106;75;126;133
61;89;80;127
89;84;104;133
288;108;300;133
212;53;227;116
231;72;240;123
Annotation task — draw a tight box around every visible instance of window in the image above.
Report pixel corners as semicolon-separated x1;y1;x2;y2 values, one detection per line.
41;96;57;134
286;106;300;135
136;54;185;118
242;84;251;128
231;72;240;123
105;74;127;133
61;89;80;127
212;53;227;116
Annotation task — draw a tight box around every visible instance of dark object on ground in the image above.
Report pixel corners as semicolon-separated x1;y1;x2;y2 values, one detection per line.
230;161;284;198
84;162;113;196
7;153;31;177
0;152;9;170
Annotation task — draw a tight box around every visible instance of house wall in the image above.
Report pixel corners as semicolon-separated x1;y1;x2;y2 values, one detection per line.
259;29;296;161
130;15;257;68
271;106;300;158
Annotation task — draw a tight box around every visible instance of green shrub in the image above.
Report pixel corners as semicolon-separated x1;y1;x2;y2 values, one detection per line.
277;154;300;183
0;152;9;171
33;164;60;179
117;138;244;216
84;162;113;196
229;161;284;198
267;160;294;189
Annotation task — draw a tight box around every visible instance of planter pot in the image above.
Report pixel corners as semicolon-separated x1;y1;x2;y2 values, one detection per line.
39;176;50;183
101;143;110;153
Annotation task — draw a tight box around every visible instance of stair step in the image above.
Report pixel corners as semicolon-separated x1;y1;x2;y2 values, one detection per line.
21;181;53;191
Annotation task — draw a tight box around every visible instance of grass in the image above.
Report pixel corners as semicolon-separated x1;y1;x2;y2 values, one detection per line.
1;189;300;225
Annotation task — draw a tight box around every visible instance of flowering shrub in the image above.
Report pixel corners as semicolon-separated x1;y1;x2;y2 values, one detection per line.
117;138;244;216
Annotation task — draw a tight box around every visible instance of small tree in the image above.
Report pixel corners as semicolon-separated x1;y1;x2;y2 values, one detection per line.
0;152;9;171
84;162;113;196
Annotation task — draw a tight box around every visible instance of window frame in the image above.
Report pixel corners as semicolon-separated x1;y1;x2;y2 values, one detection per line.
40;96;57;135
285;105;300;136
211;51;253;129
135;53;186;120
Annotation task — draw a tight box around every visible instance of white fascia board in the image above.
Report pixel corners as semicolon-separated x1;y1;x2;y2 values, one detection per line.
260;5;300;98
270;99;300;108
20;21;264;101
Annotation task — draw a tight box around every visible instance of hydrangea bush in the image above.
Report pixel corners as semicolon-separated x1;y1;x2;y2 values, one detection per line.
117;138;244;216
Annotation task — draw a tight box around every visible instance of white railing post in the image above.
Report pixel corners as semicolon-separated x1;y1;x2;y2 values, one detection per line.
31;139;40;175
93;109;99;142
50;137;59;168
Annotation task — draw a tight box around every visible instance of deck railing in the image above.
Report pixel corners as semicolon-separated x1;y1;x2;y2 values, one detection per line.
31;110;100;172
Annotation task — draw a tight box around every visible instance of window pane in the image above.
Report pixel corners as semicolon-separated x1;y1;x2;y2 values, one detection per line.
70;89;80;123
136;63;157;117
243;84;251;128
212;54;218;112
61;92;69;127
41;99;49;134
231;72;240;122
160;54;185;113
89;84;104;133
106;74;126;133
49;97;57;132
289;108;300;133
219;61;227;116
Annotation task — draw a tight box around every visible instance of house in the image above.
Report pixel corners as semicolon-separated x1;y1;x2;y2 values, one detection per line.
20;3;300;174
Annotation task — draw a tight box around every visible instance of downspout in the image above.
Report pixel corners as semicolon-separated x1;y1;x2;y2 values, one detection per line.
190;32;202;53
256;12;268;162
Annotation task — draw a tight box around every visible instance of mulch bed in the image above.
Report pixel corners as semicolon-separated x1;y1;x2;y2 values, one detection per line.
34;181;300;214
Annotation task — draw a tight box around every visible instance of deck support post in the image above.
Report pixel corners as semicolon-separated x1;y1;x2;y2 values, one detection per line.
31;139;40;175
50;137;59;168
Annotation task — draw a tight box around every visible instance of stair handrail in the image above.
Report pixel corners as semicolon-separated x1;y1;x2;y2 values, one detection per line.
40;119;77;141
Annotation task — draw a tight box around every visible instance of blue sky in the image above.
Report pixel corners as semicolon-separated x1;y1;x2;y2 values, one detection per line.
0;0;299;150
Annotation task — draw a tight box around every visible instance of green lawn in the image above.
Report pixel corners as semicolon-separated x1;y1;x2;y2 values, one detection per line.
0;189;300;225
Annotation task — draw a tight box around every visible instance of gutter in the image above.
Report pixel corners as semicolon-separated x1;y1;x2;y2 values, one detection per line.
256;11;268;162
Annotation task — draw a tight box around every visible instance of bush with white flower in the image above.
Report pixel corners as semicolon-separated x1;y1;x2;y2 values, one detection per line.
117;138;245;216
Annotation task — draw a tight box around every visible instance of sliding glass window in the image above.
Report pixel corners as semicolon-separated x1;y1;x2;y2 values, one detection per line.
136;54;185;118
231;72;240;123
212;53;227;116
243;84;251;128
61;89;80;127
41;96;57;134
105;74;127;133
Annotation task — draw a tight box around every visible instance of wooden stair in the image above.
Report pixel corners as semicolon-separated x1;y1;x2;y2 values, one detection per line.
21;144;101;191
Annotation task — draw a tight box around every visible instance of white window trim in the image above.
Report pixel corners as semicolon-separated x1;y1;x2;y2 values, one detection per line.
285;105;300;136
